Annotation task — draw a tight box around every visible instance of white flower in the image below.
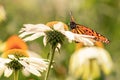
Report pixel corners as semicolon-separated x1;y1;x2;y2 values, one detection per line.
19;22;95;46
0;55;48;77
0;58;12;77
69;47;113;79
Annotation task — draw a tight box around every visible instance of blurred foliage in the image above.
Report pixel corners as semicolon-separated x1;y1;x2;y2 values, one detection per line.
0;0;120;80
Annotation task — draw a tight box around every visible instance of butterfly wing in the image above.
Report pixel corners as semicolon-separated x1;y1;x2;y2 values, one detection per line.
71;24;110;44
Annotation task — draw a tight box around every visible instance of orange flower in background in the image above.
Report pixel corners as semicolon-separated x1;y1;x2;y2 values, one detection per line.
2;35;29;58
5;35;28;51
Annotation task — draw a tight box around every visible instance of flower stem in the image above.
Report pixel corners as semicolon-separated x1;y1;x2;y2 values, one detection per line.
14;70;19;80
45;47;56;80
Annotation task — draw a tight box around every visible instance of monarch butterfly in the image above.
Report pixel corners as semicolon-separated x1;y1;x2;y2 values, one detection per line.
69;12;110;44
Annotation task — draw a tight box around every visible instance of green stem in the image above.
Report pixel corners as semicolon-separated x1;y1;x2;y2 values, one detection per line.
14;70;19;80
45;47;56;80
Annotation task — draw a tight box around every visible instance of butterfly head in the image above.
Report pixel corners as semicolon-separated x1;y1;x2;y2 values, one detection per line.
70;21;76;29
69;12;77;29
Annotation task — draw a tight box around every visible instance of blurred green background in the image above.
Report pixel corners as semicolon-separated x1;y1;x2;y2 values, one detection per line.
0;0;120;80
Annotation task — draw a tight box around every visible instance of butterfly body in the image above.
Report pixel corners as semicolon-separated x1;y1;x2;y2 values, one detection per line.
70;15;110;44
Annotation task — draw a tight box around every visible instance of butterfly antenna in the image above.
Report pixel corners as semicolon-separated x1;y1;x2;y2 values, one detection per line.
69;11;75;22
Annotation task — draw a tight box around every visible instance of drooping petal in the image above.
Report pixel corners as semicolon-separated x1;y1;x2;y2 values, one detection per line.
0;58;11;77
96;48;113;75
90;60;100;79
54;43;61;52
69;47;113;79
20;60;40;76
43;36;47;46
28;57;48;68
0;64;5;77
25;64;41;76
62;31;75;43
22;69;30;77
61;31;94;46
20;60;41;76
73;34;95;46
19;58;30;67
56;43;61;50
29;63;45;72
4;67;13;77
19;57;48;76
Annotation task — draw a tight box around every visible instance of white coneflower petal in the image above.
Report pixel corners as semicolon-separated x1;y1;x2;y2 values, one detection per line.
19;57;48;76
8;55;17;60
43;36;47;46
19;32;34;38
77;37;94;46
73;34;94;46
62;31;75;42
0;55;48;78
23;32;45;41
0;55;48;77
0;64;5;77
4;67;13;77
22;69;30;77
53;22;65;31
61;31;94;46
0;59;12;77
30;63;43;71
18;58;29;67
19;59;41;76
28;57;48;68
69;47;113;79
25;64;41;76
56;43;61;50
23;24;51;32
